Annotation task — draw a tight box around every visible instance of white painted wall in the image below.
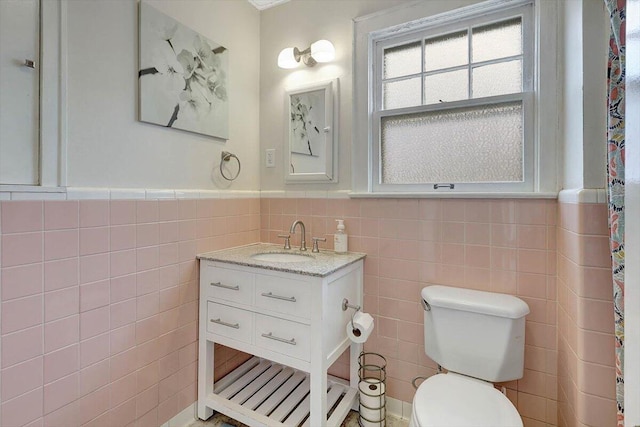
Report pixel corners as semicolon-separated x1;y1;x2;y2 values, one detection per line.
560;0;608;191
66;0;260;190
259;0;416;192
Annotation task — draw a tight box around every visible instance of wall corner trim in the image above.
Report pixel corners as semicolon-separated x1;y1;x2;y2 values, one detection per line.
558;188;607;204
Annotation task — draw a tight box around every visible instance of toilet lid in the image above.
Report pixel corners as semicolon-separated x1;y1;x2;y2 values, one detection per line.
413;374;522;427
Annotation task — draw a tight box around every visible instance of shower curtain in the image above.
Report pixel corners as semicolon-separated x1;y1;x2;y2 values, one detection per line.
605;0;625;424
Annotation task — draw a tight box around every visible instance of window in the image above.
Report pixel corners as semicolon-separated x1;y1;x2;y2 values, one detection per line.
353;0;557;195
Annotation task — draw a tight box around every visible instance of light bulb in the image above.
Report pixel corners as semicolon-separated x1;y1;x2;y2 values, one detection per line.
310;40;335;63
277;47;299;69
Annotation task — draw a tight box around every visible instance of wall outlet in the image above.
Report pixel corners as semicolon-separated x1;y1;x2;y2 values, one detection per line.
265;149;275;168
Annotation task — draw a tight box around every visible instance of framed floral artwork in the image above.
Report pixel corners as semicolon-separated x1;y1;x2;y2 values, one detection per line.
138;2;228;139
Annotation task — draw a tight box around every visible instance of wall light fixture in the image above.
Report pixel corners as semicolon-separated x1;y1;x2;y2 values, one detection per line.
277;40;335;69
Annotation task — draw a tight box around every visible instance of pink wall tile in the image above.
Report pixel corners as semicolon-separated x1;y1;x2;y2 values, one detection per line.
1;356;43;401
110;373;137;409
79;227;109;256
110;225;136;251
110;250;136;278
44;258;78;292
44;400;78;427
2;294;43;333
110;299;136;330
110;348;137;381
1;387;43;427
136;247;159;271
2;263;43;301
136;201;158;224
110;201;136;226
80;307;110;340
80;254;109;285
45;201;79;231
80;280;110;312
44;230;79;261
80;334;110;369
44;344;79;383
137;223;159;248
2;232;43;267
157;200;177;222
2;201;43;233
2;325;43;368
77;385;110;426
110;324;136;356
80;359;110;396
110;398;136;427
80;201;109;228
45;287;79;322
110;274;136;303
45;316;79;353
44;372;79;414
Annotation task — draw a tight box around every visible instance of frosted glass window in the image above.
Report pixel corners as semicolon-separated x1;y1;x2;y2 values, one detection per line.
424;69;468;105
384;77;422;109
384;42;421;79
424;31;468;72
472;19;522;63
381;102;523;184
472;60;522;98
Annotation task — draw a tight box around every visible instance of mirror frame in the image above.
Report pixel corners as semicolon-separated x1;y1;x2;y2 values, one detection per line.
284;79;338;183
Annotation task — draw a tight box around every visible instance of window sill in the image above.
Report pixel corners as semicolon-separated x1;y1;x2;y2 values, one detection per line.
348;191;558;199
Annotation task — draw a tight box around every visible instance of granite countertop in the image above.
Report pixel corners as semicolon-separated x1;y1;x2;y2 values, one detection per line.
197;243;366;277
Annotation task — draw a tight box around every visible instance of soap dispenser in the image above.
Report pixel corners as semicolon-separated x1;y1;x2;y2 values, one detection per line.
334;219;348;253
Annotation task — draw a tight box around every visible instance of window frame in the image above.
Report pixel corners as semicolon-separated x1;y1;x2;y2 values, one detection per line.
351;0;559;197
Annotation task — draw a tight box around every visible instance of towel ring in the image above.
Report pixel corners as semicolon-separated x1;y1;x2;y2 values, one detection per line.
220;151;241;181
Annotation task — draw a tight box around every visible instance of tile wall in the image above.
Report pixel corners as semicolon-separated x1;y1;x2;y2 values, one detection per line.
0;196;618;427
261;198;559;426
0;198;259;427
557;202;617;426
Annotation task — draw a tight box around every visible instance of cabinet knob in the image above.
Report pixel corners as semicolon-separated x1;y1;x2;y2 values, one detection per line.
23;59;36;69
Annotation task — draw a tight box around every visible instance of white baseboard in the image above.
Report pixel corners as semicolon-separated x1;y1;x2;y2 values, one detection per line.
385;396;412;420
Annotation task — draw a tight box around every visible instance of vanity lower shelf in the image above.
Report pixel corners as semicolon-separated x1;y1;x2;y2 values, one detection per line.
204;356;358;427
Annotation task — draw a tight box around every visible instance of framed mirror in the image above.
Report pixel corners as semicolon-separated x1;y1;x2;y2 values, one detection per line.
285;79;338;183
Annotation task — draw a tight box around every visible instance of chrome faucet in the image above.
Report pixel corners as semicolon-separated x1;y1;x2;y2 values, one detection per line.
289;220;307;251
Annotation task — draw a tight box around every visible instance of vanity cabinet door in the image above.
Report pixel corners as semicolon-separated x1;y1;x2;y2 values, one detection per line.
202;264;254;305
254;314;310;361
207;302;253;344
254;274;311;320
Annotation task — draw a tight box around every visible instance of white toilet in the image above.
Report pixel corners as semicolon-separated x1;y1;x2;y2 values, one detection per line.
410;285;530;427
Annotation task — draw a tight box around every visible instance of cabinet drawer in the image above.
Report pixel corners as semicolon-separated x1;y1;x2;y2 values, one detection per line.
254;314;310;361
207;302;253;344
202;265;253;305
254;274;311;320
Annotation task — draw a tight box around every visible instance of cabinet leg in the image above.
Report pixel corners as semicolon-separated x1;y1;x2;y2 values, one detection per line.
198;340;214;420
310;368;328;426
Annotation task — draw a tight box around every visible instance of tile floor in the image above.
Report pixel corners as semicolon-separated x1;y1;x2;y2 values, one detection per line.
188;410;410;427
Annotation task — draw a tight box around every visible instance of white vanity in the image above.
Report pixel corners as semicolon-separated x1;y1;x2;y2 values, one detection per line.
197;243;365;427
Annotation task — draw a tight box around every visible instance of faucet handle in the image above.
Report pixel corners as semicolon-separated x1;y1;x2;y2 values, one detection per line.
311;237;326;253
277;234;291;250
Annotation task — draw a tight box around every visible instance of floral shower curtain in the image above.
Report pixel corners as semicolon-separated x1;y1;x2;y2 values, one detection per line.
605;0;625;424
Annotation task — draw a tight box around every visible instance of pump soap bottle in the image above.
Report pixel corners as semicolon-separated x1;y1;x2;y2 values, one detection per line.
334;219;348;253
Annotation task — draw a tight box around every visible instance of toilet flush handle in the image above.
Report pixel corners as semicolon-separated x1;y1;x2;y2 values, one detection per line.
421;298;431;311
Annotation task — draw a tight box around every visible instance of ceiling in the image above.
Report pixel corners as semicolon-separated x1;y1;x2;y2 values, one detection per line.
247;0;291;11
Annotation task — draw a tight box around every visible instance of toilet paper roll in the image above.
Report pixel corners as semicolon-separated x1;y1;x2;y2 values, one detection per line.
346;312;374;343
359;380;386;427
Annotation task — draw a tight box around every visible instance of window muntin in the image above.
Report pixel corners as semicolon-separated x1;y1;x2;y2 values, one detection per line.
372;3;533;192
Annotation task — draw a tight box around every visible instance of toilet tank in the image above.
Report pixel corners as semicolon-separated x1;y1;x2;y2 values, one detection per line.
421;285;530;382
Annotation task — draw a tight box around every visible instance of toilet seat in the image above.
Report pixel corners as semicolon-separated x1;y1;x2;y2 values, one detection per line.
411;373;523;427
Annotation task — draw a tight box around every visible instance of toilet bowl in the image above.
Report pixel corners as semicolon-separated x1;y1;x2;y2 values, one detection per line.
411;285;530;427
409;373;522;427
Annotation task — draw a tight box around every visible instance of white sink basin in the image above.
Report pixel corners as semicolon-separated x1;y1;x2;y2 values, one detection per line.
251;252;313;263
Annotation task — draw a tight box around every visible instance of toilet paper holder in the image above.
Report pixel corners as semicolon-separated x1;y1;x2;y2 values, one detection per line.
342;298;361;330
